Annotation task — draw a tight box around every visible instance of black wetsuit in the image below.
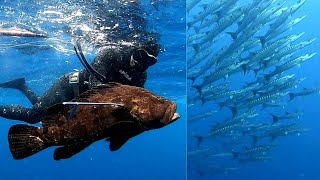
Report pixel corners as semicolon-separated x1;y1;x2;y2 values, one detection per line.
0;43;159;124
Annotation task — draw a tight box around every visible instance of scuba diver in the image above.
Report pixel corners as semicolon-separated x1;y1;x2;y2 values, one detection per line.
0;41;160;124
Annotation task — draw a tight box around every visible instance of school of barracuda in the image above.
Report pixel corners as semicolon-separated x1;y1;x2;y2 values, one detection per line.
187;0;318;176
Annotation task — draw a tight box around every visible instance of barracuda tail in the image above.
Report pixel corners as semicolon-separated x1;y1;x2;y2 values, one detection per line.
193;26;200;34
257;36;266;47
231;150;239;159
270;114;280;124
190;44;200;53
288;92;296;101
240;64;249;75
200;97;207;106
226;32;238;40
253;68;260;77
188;76;196;85
187;22;192;30
192;85;202;96
228;106;238;117
193;135;203;147
215;10;222;19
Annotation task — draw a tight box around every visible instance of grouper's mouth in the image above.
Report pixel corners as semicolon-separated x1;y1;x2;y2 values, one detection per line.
161;102;180;124
171;113;180;121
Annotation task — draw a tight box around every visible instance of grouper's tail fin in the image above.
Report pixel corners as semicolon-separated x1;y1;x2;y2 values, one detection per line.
0;78;25;90
8;124;47;160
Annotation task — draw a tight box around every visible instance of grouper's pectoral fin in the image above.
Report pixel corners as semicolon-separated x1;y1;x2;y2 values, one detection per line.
107;121;144;151
53;142;93;160
108;134;131;151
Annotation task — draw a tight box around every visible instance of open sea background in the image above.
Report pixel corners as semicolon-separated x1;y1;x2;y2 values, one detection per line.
0;0;186;179
187;0;320;179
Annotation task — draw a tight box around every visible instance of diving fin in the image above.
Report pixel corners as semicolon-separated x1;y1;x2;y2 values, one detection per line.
0;77;39;105
0;78;26;90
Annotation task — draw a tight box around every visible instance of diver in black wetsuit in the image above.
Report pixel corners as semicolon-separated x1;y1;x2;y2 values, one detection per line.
0;41;160;124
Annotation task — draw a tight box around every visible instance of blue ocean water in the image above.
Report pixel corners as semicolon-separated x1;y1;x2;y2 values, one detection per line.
187;0;320;179
0;1;186;179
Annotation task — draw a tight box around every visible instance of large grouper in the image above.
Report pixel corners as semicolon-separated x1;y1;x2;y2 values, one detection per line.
8;83;180;160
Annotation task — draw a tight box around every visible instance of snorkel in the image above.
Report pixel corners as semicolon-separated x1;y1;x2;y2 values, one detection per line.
74;42;106;88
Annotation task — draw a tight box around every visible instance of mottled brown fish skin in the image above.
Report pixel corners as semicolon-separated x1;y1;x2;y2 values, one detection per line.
43;105;129;145
8;83;179;160
45;84;178;144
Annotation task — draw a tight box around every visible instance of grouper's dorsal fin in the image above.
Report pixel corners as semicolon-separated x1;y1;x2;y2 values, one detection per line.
42;104;73;127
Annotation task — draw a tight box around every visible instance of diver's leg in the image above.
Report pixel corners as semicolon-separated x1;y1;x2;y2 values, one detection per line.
0;105;41;124
0;78;40;105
